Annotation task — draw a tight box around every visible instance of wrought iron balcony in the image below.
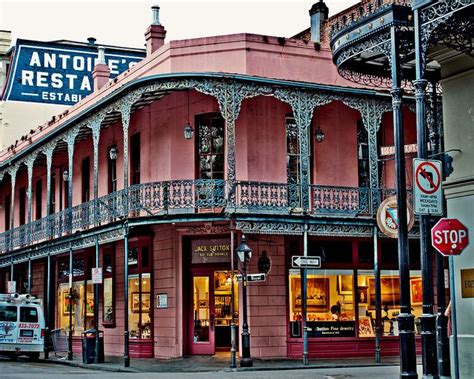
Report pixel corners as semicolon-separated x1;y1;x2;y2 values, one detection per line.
0;180;407;254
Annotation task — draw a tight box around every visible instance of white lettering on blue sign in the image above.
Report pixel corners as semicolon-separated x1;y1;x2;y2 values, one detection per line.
3;40;145;106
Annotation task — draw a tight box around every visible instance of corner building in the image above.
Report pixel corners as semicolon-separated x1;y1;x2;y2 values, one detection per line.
0;4;425;359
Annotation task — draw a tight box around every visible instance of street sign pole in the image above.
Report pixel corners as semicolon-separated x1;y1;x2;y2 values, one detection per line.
449;256;460;379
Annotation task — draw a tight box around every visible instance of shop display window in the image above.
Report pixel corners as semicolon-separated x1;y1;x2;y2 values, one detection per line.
102;252;115;326
57;282;94;336
288;269;356;338
357;270;422;338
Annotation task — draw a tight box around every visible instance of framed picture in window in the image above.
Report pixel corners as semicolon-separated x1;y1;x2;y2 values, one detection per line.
358;316;374;337
410;278;422;305
338;275;353;295
357;286;369;305
368;276;400;309
292;277;329;312
86;297;94;317
62;292;74;316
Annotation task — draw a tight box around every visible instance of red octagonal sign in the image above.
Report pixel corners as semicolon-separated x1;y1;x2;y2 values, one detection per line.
431;218;470;256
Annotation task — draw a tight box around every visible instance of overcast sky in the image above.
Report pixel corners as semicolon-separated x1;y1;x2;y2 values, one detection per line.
1;0;355;49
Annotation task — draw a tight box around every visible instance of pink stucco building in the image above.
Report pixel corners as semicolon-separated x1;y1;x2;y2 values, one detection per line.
0;3;425;362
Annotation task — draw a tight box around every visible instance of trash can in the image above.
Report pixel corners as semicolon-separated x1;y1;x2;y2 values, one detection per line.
81;329;104;364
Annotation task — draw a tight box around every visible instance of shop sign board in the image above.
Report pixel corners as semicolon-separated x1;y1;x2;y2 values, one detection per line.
291;256;321;269
91;267;102;284
2;39;145;105
7;281;16;294
191;238;231;264
461;269;474;298
432;218;469;256
306;321;356;338
376;196;415;238
413;159;443;215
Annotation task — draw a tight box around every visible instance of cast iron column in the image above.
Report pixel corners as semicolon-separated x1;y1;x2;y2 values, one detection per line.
390;25;418;379
68;242;73;361
123;223;130;367
374;226;381;363
229;228;237;369
431;86;450;378
44;253;51;359
240;255;252;367
414;9;439;378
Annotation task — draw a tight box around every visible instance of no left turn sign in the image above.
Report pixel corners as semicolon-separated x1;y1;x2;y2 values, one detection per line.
413;159;443;215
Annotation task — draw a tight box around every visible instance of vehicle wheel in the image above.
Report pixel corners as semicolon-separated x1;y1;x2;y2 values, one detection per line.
28;353;40;361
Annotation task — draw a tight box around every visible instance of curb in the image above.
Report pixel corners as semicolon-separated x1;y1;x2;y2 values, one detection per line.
39;357;401;374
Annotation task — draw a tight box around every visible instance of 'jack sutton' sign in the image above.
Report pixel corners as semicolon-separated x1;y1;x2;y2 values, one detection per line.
3;40;145;105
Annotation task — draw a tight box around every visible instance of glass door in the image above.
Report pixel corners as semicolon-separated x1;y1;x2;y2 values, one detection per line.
189;274;215;354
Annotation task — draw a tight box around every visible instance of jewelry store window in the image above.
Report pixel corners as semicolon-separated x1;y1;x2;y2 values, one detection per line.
102;249;115;327
128;238;152;340
356;270;422;338
57;254;94;336
289;269;356;338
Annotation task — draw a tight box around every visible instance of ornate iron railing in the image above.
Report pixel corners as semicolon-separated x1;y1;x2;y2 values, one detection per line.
0;179;393;254
312;185;370;215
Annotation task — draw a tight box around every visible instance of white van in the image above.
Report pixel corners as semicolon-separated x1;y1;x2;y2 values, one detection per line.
0;293;45;360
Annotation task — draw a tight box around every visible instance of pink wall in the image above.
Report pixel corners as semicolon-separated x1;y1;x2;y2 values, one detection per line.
236;97;290;183
246;235;287;358
313;101;360;187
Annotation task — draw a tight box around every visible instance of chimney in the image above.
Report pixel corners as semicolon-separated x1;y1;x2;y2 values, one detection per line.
145;5;167;56
92;46;110;91
309;0;329;43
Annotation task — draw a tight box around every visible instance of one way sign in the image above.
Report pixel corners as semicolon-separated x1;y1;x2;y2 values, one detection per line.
291;256;321;269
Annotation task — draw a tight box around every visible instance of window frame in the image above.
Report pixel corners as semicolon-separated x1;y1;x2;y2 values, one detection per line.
195;113;225;180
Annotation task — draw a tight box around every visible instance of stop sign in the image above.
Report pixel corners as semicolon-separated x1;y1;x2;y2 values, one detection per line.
431;218;470;256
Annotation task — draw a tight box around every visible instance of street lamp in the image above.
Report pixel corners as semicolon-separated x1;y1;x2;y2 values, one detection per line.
236;234;253;367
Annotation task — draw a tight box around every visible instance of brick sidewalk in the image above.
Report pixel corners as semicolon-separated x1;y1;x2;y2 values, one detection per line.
41;352;408;373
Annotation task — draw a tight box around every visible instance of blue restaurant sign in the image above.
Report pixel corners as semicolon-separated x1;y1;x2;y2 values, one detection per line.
2;39;145;106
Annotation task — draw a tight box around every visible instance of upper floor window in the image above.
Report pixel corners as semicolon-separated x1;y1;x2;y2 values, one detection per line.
4;195;10;230
35;180;42;220
286;116;300;185
131;133;141;185
49;173;56;214
81;157;90;202
196;114;224;179
357;120;369;188
108;145;118;193
19;187;26;225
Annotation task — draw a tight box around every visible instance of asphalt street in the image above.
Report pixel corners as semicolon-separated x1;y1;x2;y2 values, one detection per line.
0;358;424;378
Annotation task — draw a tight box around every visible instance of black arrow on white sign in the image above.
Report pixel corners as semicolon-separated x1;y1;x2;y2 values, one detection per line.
291;256;321;269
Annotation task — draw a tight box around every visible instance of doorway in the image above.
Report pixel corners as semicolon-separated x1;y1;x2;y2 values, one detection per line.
188;268;238;355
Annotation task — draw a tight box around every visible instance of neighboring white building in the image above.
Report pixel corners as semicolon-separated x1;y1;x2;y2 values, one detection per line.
0;30;145;150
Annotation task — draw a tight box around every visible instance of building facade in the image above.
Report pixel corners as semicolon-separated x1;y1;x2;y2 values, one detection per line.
0;4;425;361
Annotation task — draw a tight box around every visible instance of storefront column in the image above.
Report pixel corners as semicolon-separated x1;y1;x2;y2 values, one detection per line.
62;127;80;232
373;226;381;363
25;154;36;244
8;163;19;249
123;223;130;367
45;252;51;359
43;142;56;238
88;114;105;364
68;242;73;361
27;254;31;294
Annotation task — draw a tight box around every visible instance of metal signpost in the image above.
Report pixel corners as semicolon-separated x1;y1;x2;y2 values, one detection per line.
413;159;443;215
431;218;470;379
